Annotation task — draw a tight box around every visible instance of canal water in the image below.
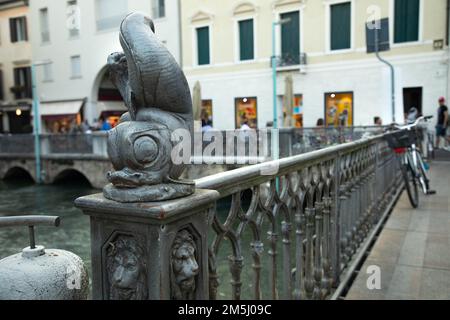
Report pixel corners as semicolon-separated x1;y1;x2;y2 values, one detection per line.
0;177;278;299
0;178;96;281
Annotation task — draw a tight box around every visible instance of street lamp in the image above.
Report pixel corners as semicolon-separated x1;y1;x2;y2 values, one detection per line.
31;60;51;184
271;18;291;161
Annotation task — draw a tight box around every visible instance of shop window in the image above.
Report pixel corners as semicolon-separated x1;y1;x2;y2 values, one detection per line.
325;92;353;127
282;94;303;128
201;99;213;127
330;2;351;50
235;97;257;129
13;67;32;99
280;11;300;65
196;26;210;65
9;16;28;43
239;19;254;61
394;0;420;43
293;95;303;128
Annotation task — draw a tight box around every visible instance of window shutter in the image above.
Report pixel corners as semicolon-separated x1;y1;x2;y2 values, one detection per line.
10;18;17;43
239;19;254;61
330;2;351;50
281;11;300;65
197;27;210;65
394;0;419;43
25;67;32;98
23;17;28;41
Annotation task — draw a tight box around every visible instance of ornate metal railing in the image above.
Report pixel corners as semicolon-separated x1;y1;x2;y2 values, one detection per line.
195;133;402;300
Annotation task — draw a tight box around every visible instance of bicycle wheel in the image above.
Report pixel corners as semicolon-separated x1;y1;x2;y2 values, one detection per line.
416;152;430;193
401;163;419;208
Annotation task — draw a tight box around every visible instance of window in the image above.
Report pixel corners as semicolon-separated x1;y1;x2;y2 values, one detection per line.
67;0;80;38
152;0;165;19
71;55;81;78
9;16;28;43
238;19;254;61
325;92;353;127
43;63;53;82
330;2;351;50
39;8;50;43
13;67;32;99
95;0;127;31
196;26;210;65
394;0;420;43
235;97;257;129
201;100;213;127
280;11;300;65
0;70;4;101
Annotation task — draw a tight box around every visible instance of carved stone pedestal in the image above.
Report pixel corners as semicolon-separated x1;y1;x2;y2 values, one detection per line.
75;189;219;300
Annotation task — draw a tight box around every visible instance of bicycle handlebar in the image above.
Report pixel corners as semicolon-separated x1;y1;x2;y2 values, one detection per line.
391;115;434;131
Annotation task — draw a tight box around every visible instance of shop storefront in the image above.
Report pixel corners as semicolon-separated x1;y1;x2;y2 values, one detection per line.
201;99;213;126
0;104;32;134
235;97;257;129
97;101;127;128
38;100;85;133
325;92;353;127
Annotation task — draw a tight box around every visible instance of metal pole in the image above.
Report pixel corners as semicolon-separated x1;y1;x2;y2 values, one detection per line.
31;64;41;183
374;28;396;123
272;22;279;161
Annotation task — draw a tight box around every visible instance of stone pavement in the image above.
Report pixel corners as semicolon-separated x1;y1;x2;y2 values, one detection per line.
346;161;450;300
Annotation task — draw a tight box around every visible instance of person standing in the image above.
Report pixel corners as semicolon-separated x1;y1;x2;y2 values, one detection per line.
436;97;450;149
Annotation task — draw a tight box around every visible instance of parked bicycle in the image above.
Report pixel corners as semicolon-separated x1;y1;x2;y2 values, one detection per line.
385;116;436;208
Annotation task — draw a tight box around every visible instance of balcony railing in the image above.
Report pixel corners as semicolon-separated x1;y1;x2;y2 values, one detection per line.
272;53;307;68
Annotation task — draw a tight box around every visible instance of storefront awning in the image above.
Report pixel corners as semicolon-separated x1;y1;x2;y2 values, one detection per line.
36;100;84;117
97;101;127;114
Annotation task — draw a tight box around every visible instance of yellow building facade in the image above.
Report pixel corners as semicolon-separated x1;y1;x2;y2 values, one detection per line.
0;0;32;133
181;0;449;129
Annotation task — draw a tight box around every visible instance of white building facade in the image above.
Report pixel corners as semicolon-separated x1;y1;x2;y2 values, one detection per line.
181;0;450;130
29;0;182;133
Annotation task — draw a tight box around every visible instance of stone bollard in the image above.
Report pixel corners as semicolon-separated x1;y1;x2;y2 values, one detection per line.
75;190;218;300
0;216;89;300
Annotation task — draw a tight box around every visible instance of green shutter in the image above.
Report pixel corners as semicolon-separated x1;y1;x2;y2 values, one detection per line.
281;11;300;65
394;0;419;43
239;19;254;61
331;2;351;50
197;27;210;65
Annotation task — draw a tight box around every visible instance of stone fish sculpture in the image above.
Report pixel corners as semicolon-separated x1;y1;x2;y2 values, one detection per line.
103;12;195;203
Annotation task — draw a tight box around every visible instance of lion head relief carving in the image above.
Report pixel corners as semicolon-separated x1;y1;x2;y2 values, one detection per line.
170;229;199;300
106;235;147;300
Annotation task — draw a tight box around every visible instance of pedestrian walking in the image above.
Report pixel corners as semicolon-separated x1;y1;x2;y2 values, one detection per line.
436;97;450;150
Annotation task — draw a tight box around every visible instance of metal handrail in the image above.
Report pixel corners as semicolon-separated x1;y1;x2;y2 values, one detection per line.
196;133;384;196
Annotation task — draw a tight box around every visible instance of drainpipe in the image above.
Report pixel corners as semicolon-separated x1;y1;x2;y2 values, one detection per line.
375;28;396;124
447;0;450;100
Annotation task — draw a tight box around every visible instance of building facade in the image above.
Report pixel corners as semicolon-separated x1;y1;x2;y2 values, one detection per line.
29;0;182;133
181;0;450;129
0;0;32;134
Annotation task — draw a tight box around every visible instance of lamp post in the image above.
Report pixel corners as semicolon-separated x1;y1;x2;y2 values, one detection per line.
31;60;51;184
271;19;290;161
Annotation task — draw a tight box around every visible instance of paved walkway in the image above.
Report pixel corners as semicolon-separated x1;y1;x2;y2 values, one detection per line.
346;161;450;300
